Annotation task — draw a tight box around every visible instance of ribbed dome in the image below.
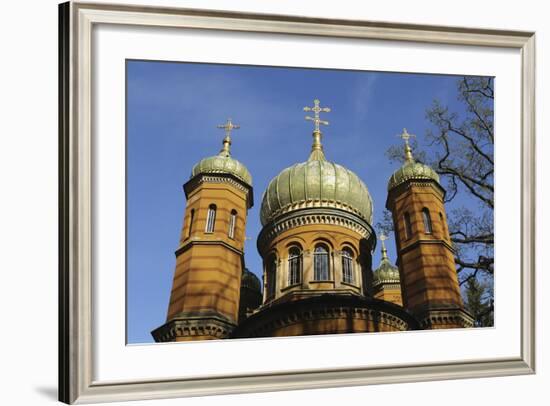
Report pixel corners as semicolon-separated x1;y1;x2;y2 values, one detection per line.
388;131;439;191
373;257;400;286
387;160;439;191
373;236;400;287
191;154;252;186
241;268;261;292
190;123;252;186
260;158;373;226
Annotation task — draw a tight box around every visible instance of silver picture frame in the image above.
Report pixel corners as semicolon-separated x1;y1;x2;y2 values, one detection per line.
59;1;536;403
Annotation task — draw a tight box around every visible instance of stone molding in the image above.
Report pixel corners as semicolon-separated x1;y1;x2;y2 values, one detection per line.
386;179;446;210
151;312;237;342
184;173;254;208
232;295;419;338
174;238;244;257
416;308;475;329
257;207;376;256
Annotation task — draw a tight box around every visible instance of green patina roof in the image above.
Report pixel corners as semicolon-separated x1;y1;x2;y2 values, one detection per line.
387;160;439;191
191;120;252;186
259;144;373;226
387;131;440;191
191;153;252;186
373;257;400;286
241;268;261;292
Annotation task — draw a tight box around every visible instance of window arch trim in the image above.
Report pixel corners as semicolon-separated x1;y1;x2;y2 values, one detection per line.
313;244;330;281
228;209;237;239
205;204;217;233
287;246;302;286
341;247;355;284
422;208;433;234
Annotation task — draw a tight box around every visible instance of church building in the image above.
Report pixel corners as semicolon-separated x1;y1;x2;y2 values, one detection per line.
151;99;473;342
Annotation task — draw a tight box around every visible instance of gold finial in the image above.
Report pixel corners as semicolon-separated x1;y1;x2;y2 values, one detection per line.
304;99;331;160
217;118;240;156
380;233;389;260
398;128;415;162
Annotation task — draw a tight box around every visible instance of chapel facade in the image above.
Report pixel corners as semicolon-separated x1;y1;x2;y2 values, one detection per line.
151;100;473;342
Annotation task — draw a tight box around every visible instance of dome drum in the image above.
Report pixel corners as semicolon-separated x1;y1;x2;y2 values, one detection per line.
257;207;376;258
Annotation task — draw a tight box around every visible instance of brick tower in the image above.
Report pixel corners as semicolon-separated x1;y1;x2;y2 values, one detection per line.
152;119;253;341
385;129;473;329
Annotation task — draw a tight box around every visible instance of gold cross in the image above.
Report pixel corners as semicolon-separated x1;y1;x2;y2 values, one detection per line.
398;128;415;162
380;233;388;242
398;128;415;145
217;118;240;155
217;118;240;138
304;99;331;133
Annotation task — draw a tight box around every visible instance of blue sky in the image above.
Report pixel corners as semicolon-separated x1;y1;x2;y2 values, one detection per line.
126;60;478;344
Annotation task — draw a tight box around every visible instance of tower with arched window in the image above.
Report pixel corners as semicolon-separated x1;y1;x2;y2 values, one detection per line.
386;129;473;329
152;119;253;342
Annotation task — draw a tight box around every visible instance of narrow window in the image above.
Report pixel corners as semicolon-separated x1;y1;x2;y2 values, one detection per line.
228;209;237;239
266;255;277;300
314;245;330;281
188;209;195;237
288;247;302;286
342;247;354;284
422;208;433;234
404;212;413;239
205;204;216;233
439;212;445;238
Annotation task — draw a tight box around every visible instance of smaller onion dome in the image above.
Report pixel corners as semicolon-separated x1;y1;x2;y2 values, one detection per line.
190;118;252;186
241;268;261;292
373;234;400;287
387;128;439;191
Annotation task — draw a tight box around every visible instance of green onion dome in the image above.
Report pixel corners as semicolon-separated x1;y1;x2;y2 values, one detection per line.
372;237;400;287
190;120;252;186
387;160;439;191
387;129;439;191
241;268;261;292
191;153;252;186
259;140;373;227
373;257;400;286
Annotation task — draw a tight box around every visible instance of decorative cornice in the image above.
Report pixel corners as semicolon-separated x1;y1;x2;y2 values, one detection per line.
398;237;455;257
257;207;376;256
175;238;244;257
184;173;254;208
151;312;237;342
373;279;401;288
232;295;419;338
386;179;446;210
416;308;474;329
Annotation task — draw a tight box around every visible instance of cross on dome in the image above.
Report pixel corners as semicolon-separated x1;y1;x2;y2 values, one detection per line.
398;128;416;162
304;99;331;161
217;118;240;156
379;233;389;260
304;99;331;133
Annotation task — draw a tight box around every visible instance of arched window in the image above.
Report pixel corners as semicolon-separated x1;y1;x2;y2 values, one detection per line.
422;208;433;234
205;204;216;233
188;209;195;237
314;244;330;281
288;247;302;286
266;255;277;300
341;247;354;284
228;209;237;239
404;212;412;239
